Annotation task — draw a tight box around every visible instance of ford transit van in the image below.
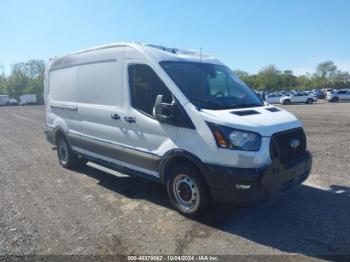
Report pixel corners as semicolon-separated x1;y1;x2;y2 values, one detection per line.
44;43;312;217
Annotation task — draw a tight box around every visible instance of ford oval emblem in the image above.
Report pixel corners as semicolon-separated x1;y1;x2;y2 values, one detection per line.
290;139;300;149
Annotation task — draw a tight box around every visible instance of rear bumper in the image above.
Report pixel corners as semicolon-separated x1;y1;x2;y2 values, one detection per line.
44;126;55;145
203;151;312;204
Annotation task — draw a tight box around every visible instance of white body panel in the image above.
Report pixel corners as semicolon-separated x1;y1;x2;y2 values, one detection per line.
45;42;304;174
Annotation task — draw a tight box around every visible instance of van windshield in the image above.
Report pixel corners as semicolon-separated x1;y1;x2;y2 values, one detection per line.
160;61;263;110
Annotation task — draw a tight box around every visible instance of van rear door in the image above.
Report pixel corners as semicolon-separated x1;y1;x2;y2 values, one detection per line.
48;66;80;147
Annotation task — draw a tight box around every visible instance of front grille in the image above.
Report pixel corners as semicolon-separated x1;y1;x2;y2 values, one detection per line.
270;128;307;166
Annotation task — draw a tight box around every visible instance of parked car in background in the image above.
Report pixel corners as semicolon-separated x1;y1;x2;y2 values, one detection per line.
7;98;19;106
304;91;318;100
0;95;9;106
313;89;325;99
326;90;350;102
280;91;290;96
324;89;335;98
308;91;318;102
265;93;284;104
280;92;316;105
20;94;37;105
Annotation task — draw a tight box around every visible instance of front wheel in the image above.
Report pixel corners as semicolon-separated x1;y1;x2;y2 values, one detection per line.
167;165;210;218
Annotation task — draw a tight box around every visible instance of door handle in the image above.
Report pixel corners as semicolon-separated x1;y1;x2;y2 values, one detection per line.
111;113;121;120
124;116;136;123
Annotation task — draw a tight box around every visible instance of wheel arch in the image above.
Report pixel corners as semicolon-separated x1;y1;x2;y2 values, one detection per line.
52;126;70;147
159;149;209;185
283;98;291;104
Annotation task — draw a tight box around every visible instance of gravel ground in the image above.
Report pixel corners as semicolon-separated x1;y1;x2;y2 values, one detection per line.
0;103;349;260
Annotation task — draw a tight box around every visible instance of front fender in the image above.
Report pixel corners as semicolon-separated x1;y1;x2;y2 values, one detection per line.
158;149;208;184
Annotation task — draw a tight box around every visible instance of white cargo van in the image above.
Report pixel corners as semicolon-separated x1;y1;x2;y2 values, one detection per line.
44;43;312;217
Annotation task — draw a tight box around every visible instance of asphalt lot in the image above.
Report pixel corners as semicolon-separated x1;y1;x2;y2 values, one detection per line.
0;102;349;259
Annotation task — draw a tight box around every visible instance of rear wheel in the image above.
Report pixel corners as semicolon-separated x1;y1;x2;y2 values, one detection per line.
57;136;85;168
283;99;291;105
332;97;339;102
167;164;210;218
306;98;313;104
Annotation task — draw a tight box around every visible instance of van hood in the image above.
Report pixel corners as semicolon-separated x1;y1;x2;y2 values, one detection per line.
200;105;301;137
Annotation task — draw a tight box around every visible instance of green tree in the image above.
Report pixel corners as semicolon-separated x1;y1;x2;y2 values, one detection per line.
234;61;350;91
6;65;29;99
3;60;45;101
256;65;281;91
282;70;298;89
314;61;337;89
315;61;337;79
234;70;260;89
0;65;6;95
333;70;350;89
234;70;249;79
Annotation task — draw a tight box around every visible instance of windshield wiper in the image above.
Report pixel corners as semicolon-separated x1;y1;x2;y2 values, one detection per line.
228;103;263;109
188;97;225;110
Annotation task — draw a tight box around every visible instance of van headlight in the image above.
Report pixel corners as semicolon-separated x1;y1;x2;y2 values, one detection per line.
206;122;261;151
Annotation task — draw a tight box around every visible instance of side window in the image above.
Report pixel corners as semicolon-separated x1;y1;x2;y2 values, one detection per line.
129;64;172;116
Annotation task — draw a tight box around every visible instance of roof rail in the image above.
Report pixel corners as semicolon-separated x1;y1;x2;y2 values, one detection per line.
142;43;178;54
70;42;127;55
140;43;212;58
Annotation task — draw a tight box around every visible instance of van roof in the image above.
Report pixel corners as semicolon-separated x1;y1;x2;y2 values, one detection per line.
51;42;223;65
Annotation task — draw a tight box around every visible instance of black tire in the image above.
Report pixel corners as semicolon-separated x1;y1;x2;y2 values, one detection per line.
284;99;291;105
56;136;85;168
167;164;210;218
332;97;339;102
306;98;313;104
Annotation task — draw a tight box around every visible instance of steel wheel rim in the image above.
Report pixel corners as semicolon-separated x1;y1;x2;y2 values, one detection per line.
58;140;68;165
173;174;200;211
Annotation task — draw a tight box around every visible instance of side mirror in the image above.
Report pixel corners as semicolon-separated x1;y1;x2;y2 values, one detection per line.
153;95;173;122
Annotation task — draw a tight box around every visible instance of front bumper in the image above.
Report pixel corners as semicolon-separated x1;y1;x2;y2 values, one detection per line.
203;151;312;203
